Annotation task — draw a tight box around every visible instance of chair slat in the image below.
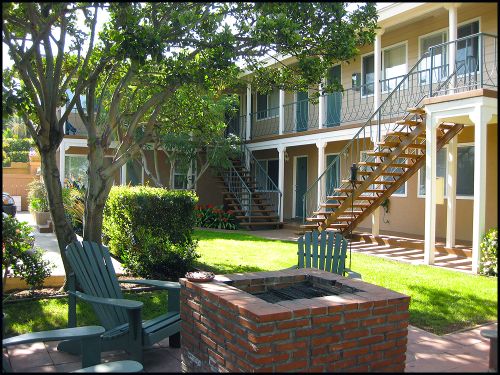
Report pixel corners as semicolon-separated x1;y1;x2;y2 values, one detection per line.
331;232;341;274
325;233;334;272
318;231;327;271
298;236;305;268
338;237;348;276
305;232;311;268
312;232;319;269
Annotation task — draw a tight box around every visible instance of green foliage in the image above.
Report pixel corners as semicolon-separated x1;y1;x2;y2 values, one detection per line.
103;186;199;280
62;179;86;236
2;137;33;162
480;228;498;277
27;180;49;212
195;204;238;230
2;150;11;167
8;150;29;162
2;215;54;295
121;227;200;281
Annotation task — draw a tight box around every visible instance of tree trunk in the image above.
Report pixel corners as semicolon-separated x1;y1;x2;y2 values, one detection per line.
40;148;77;291
83;142;114;243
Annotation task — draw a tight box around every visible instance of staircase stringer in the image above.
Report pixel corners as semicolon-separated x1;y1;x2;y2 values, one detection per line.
319;118;426;231
341;122;465;235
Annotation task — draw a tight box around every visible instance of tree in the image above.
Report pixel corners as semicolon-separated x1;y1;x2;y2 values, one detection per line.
3;2;378;285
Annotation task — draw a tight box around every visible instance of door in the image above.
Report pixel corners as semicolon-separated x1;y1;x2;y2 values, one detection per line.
267;159;279;189
326;65;342;127
295;156;308;218
325;154;340;209
296;91;309;132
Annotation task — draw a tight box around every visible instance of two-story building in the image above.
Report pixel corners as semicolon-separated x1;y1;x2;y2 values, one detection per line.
57;2;497;274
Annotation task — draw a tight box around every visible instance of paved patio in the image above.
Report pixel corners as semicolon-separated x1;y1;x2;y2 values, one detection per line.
3;322;496;372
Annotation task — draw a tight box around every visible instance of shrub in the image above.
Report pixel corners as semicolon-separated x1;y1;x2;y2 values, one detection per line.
479;228;497;277
194;204;238;230
3;137;34;164
8;150;29;162
103;186;199;280
121;227;200;281
2;150;11;167
27;179;49;212
2;214;54;295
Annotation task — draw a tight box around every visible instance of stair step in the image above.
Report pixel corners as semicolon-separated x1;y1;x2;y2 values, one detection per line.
236;215;278;220
438;123;456;130
306;217;327;222
328;223;349;229
385;131;426;140
341;179;395;186
366;151;422;159
395;119;422;126
407;107;426;115
239;221;281;226
300;224;320;229
328;195;378;201
358;171;403;177
313;210;363;215
377;141;426;150
230;209;276;213
320;202;371;208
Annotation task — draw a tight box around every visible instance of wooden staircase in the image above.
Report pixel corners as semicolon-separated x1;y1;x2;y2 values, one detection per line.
301;107;464;235
216;158;281;230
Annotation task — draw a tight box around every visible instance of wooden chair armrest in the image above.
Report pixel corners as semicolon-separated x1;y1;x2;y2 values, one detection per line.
119;279;180;290
481;329;498;340
70;291;143;310
3;326;105;347
344;269;362;280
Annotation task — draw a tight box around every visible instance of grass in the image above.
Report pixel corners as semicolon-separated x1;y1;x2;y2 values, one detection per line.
3;229;497;337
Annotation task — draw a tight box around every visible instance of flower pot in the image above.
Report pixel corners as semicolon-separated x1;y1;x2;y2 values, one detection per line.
34;211;51;226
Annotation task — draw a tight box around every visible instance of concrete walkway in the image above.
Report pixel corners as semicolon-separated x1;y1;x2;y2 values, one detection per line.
3;322;496;372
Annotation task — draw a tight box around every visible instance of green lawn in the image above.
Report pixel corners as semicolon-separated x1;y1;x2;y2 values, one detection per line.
3;229;497;337
193;229;497;335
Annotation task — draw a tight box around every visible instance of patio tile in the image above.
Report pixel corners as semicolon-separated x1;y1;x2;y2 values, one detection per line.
142;348;182;373
7;342;53;370
20;365;57;372
444;362;489;372
54;361;83;372
44;341;82;365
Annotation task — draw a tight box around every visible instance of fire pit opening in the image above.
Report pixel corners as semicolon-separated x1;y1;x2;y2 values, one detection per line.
246;275;361;303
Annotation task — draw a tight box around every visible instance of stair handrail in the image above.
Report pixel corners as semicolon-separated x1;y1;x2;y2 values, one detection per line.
221;163;254;222
241;142;282;220
302;32;496;223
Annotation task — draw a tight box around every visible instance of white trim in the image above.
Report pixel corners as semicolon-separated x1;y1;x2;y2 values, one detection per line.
293;155;308;218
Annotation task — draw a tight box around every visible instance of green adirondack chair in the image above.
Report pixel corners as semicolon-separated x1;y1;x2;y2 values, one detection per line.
297;231;361;279
57;241;181;363
3;326;143;372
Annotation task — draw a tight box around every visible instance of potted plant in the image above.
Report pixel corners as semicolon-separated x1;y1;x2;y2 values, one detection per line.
27;179;51;226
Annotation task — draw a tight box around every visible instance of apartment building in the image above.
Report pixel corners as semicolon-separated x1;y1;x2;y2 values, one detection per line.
57;3;497;273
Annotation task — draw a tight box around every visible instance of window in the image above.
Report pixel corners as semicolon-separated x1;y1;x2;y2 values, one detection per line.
382;43;407;92
173;159;196;190
256;90;279;120
418;148;447;196
456;20;480;75
126;159;143;186
362;54;374;96
456;145;474;196
65;155;88;186
420;30;448;84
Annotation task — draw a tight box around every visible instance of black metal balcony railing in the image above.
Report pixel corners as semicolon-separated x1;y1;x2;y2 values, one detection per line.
250;107;280;138
302;32;497;222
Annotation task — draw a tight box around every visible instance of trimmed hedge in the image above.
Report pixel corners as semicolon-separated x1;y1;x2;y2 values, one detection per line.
103;186;199;280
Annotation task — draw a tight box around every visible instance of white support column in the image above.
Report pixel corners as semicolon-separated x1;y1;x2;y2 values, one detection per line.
316;141;327;207
470;107;489;274
59;140;66;185
318;79;326;129
279;89;285;135
424;112;437;265
246;84;252;141
277;145;286;222
121;164;127;185
446;136;457;248
447;4;458;91
371;29;384;236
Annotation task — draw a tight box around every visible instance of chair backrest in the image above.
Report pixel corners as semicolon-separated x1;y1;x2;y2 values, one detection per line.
297;231;348;275
65;241;128;329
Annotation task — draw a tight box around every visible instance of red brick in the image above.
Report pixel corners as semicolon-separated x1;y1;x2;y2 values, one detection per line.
296;326;327;337
248;331;290;344
373;305;397;315
349;364;370;372
200;333;217;350
328;304;345;313
384;346;406;358
384;363;406;372
361;316;386;326
330;340;359;351
292;349;308;359
312;346;328;356
343;346;369;358
276;360;308;372
308;366;326;372
372;299;388;307
227;342;246;357
343;328;369;339
194;321;208;334
248;352;289;365
239;318;276;333
332;321;359;331
192;311;201;321
386;330;408;340
312;352;341;365
372;340;396;351
328;357;356;370
310;306;328;315
187;299;200;312
312;314;342;325
275;341;307;351
311;335;340;347
358;351;383;364
277;318;310;329
387;296;410;305
370;358;394;370
208;348;225;365
357;335;384;346
207;329;225;345
387;312;410;322
371;324;396;334
236;358;253;372
397;302;410;311
396;337;408;347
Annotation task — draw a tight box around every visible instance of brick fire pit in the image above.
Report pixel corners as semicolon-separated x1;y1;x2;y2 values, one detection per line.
180;268;410;372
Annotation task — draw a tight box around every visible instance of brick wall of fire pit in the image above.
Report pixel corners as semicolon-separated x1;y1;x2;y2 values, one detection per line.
180;268;410;372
